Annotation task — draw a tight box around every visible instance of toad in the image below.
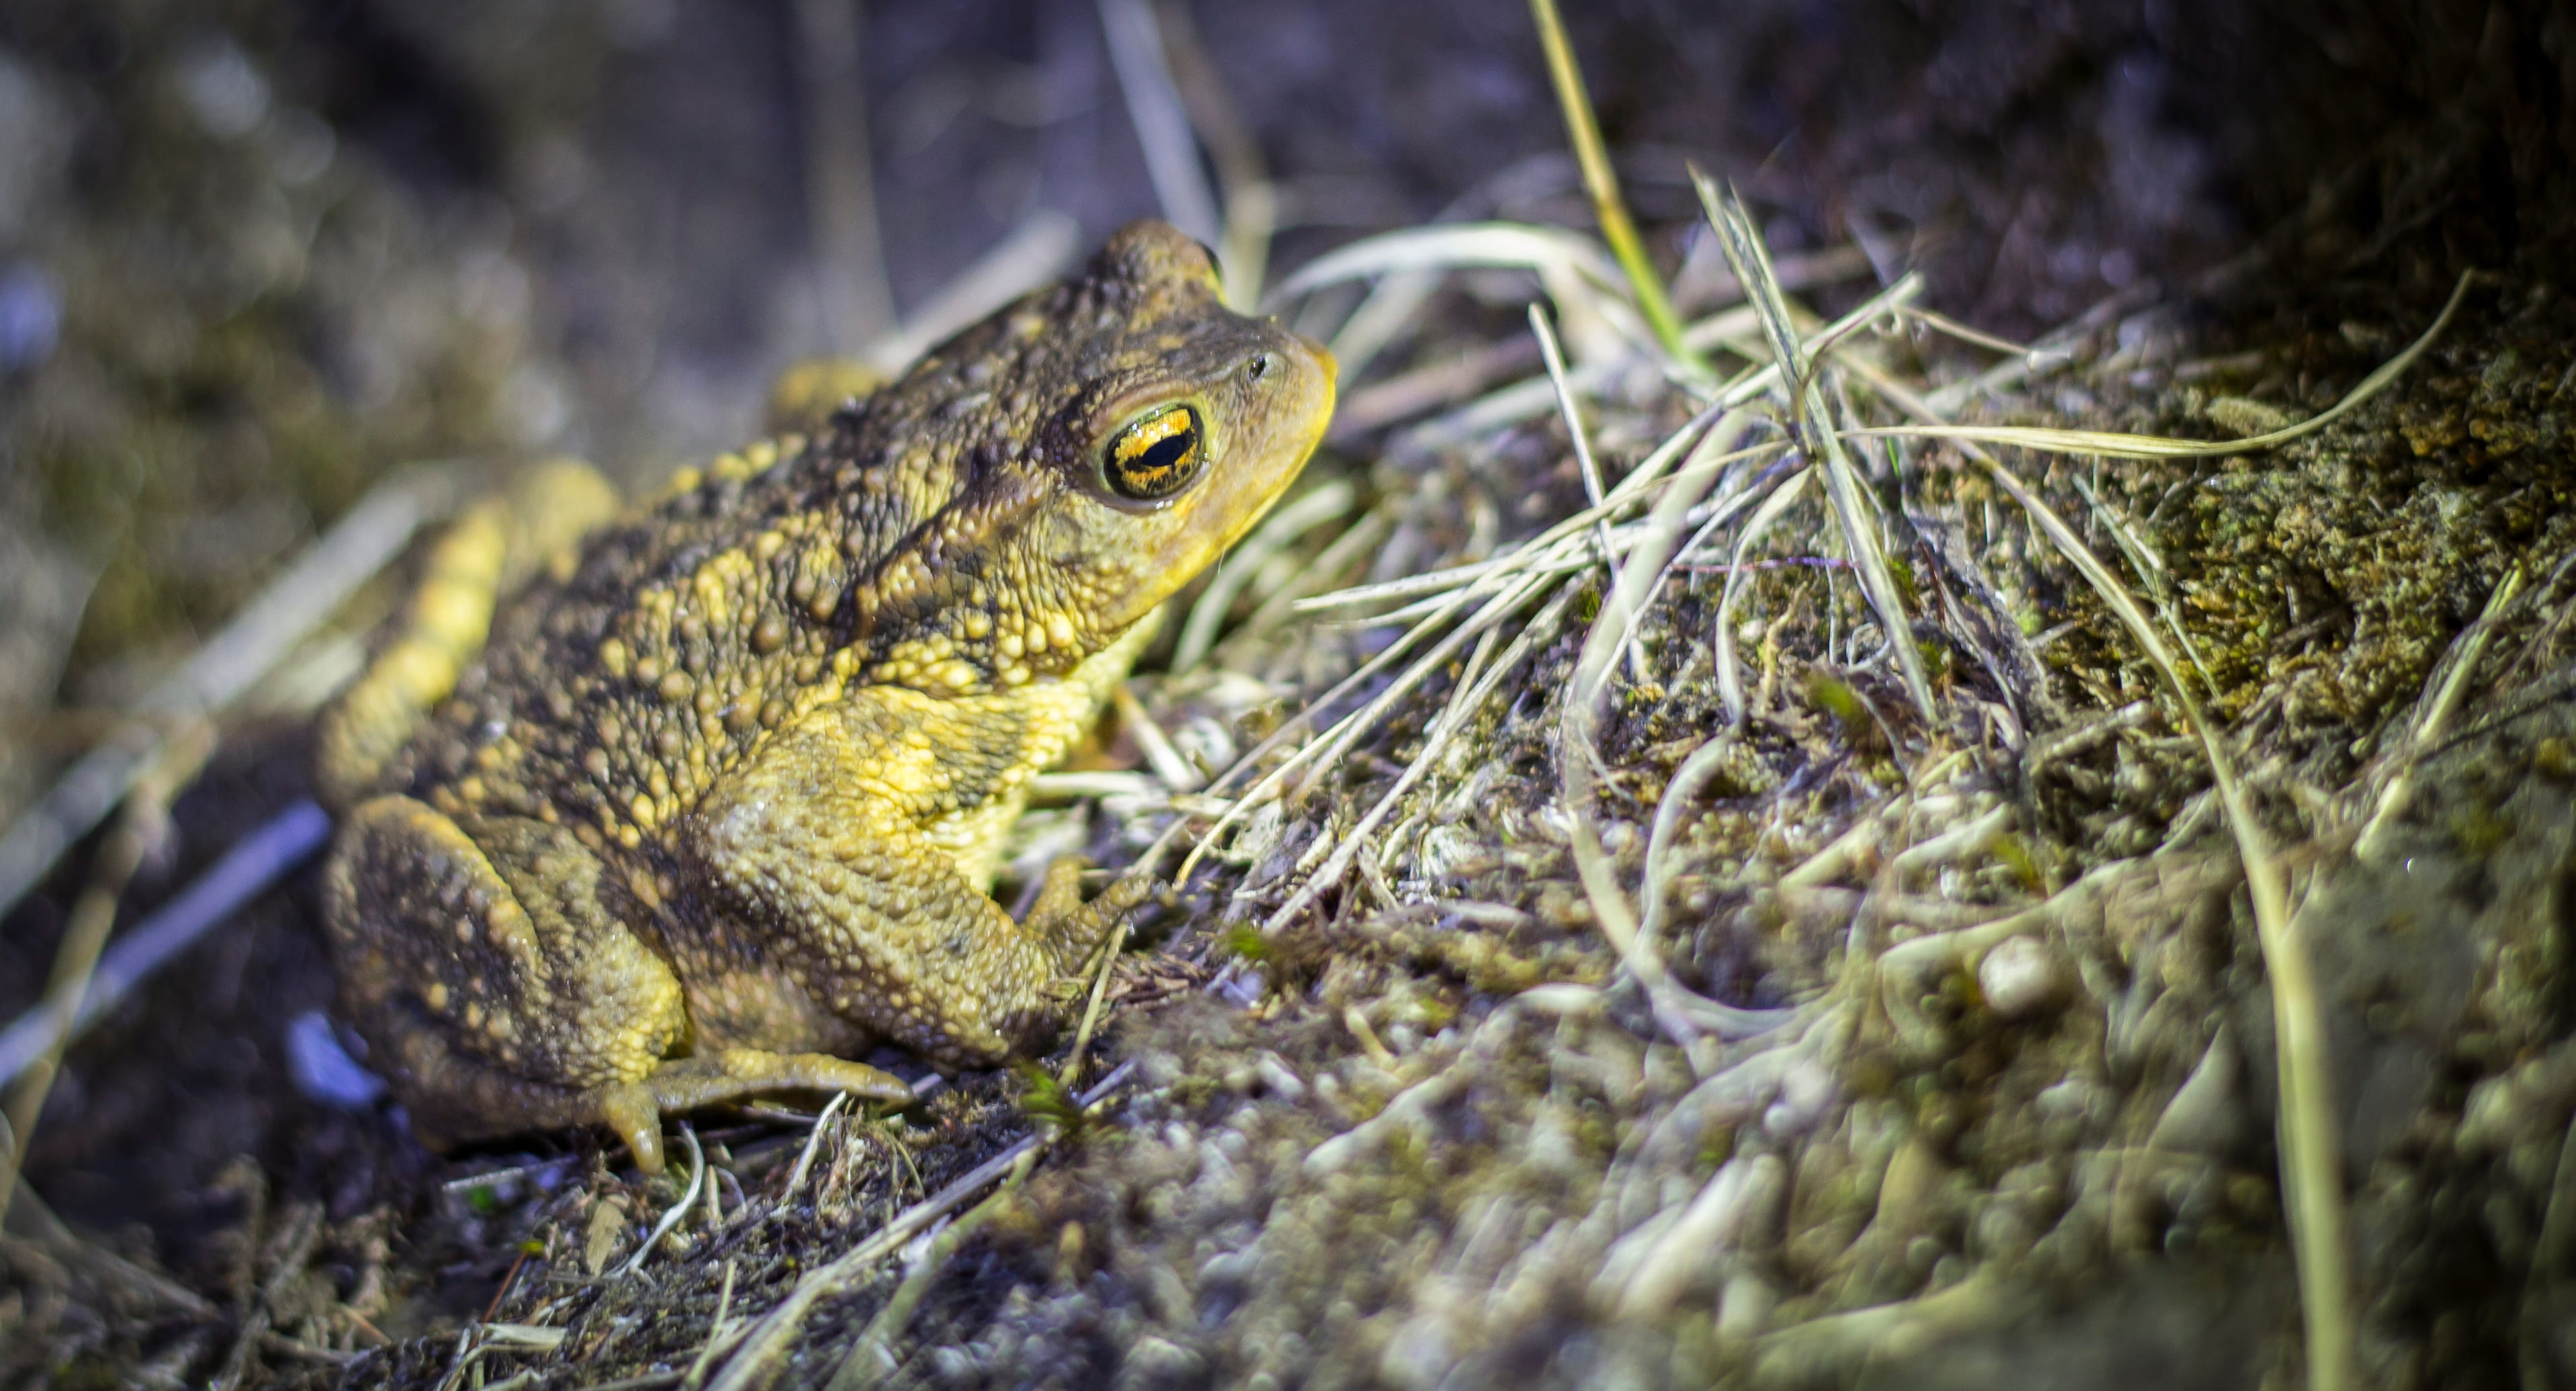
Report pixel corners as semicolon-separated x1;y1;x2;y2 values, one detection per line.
316;222;1334;1171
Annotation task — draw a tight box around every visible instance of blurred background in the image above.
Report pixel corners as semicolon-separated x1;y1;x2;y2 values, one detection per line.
3;0;2552;776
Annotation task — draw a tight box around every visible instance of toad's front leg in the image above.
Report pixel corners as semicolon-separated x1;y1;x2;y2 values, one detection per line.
687;686;1137;1069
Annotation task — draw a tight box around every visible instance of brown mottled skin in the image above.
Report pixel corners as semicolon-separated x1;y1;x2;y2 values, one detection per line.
316;223;1334;1171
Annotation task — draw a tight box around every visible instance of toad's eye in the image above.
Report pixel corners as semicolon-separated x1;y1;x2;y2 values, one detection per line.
1102;404;1205;502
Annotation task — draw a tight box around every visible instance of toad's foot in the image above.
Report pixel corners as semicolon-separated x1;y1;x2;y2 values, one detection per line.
1024;855;1152;985
601;1049;914;1173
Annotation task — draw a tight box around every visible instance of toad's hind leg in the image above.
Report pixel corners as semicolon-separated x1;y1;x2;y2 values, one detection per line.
325;799;905;1173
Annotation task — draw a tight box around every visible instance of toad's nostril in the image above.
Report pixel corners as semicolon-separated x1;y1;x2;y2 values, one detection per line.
1248;353;1273;381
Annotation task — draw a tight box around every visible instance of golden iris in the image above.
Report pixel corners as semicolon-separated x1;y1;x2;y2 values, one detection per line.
1103;404;1205;501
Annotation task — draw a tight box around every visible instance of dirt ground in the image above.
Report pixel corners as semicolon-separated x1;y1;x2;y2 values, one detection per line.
2;1;2572;1388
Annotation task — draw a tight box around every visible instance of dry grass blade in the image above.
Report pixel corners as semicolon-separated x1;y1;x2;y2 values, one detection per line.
1964;446;2351;1391
1095;0;1222;249
2358;564;2524;856
1849;269;2473;461
1213;506;1392;672
1057;915;1129;1092
1177;414;1740;889
1215;403;1729;787
1255;614;1510;935
790;0;894;352
862;211;1080;374
1711;466;1815;723
1526;0;1706;384
1328;269;1446;390
680;1258;739;1391
1893;304;2033;358
823;1151;1035;1391
1528;301;1639;682
1697;172;1936;723
1852;306;2357;1383
1266;222;1626;305
1557;400;1795;1047
704;1061;1137;1391
1149;0;1275;309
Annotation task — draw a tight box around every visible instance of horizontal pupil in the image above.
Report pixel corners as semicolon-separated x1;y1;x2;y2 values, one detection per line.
1106;408;1201;498
1132;433;1195;474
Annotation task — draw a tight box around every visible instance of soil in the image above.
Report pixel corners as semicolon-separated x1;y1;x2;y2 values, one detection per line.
2;1;2572;1388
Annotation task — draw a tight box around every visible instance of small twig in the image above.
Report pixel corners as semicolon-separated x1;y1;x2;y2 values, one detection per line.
780;1092;850;1208
824;1149;1041;1391
615;1124;706;1280
481;1247;533;1323
1096;0;1222;247
704;1061;1138;1391
0;799;330;1091
216;1200;324;1391
0;467;452;925
682;1258;739;1391
1060;918;1130;1093
1;723;211;1231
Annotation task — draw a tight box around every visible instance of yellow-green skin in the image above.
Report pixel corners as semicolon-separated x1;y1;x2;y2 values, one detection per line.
316;223;1334;1171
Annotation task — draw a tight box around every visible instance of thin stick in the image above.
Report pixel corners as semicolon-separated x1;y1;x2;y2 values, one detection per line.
705;1061;1138;1391
615;1124;706;1280
1097;0;1222;247
0;799;330;1090
0;723;211;1230
824;1148;1040;1391
0;467;453;926
1058;917;1128;1092
780;1091;850;1206
1526;0;1704;382
682;1258;738;1391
